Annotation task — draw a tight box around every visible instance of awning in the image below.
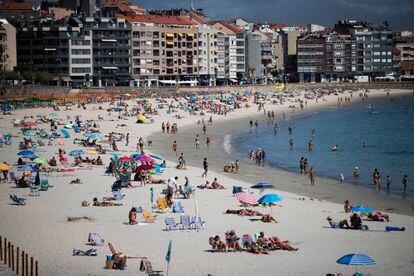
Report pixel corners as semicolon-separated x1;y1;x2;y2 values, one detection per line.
102;39;117;42
230;79;238;83
187;33;194;37
159;80;177;84
166;41;174;45
178;80;198;84
166;33;174;38
102;67;119;70
178;33;183;37
152;67;160;70
44;48;56;51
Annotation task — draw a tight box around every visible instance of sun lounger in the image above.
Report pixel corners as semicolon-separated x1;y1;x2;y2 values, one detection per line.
179;215;191;230
156;197;168;213
29;183;40;196
40;179;52;191
9;194;26;205
72;248;97;256
165;217;178;231
142;210;155;223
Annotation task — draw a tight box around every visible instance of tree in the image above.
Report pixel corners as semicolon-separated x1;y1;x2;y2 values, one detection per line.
0;70;22;81
34;72;53;83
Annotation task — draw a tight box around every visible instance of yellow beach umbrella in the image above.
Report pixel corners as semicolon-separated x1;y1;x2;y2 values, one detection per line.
137;115;146;121
0;162;10;170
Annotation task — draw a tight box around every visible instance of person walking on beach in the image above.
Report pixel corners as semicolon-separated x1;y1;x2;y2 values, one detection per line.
202;123;207;135
161;122;165;133
261;149;266;166
173;141;178;156
373;168;381;191
303;158;308;175
402;175;408;192
206;137;211;149
299;157;304;174
166;122;170;133
255;120;258;128
309;166;315;186
195;134;200;149
353;167;360;184
386;175;392;190
125;133;129;146
249;119;253;127
202;158;208;178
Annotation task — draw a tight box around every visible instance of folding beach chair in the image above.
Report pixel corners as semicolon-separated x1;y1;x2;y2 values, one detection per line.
191;216;205;230
142;210;155;223
173;201;184;213
9;194;26;205
179;215;191;230
40;179;52;191
9;172;17;185
164;217;178;231
139;259;163;276
72;248;97;256
241;234;254;251
29;183;40;196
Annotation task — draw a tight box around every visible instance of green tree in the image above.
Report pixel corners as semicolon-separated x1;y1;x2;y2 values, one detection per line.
34;72;53;83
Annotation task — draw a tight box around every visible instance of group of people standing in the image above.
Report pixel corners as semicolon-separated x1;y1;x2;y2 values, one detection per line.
249;149;266;166
161;122;178;134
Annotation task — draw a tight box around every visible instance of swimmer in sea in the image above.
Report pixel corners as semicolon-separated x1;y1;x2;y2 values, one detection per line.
288;125;292;135
362;141;368;148
311;129;316;137
289;139;293;149
331;144;338;152
308;140;313;151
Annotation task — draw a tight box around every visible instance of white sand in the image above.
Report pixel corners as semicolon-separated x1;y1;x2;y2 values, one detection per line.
0;89;413;276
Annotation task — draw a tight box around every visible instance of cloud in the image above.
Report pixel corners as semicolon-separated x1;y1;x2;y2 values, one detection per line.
134;0;413;29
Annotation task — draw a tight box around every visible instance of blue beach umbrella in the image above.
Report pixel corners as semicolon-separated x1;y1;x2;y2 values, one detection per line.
251;183;274;194
18;165;38;172
337;253;376;274
350;205;375;214
61;129;70;138
69;149;85;157
150;154;163;161
18;150;35;157
258;193;284;204
131;153;142;160
23;130;37;137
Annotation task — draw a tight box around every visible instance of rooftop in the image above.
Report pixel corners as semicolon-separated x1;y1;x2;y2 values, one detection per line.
115;14;197;26
0;1;39;10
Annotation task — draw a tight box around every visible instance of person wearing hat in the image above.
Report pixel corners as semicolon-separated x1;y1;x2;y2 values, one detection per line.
344;200;352;213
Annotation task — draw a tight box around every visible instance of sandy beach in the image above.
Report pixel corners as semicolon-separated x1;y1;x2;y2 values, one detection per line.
0;88;413;276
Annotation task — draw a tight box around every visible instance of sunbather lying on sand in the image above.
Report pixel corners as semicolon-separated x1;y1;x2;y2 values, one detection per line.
267;236;298;251
327;216;350;229
148;175;166;184
225;209;264;216
70;178;82;184
366;211;390;222
93;197;122;207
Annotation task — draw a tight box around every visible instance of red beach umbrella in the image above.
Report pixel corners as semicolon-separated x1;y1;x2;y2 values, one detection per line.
118;156;131;162
233;192;258;205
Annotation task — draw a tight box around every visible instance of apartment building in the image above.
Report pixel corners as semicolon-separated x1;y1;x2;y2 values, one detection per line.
197;25;219;86
325;34;354;81
216;32;229;84
117;14;199;87
84;16;131;86
297;35;325;82
0;19;16;71
394;37;414;79
0;1;41;27
213;22;246;83
246;31;272;83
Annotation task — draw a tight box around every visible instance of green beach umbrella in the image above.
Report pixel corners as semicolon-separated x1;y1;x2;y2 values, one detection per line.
33;157;48;164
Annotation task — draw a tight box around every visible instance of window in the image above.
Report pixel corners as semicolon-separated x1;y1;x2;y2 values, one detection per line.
71;49;91;55
71;58;91;64
72;67;91;73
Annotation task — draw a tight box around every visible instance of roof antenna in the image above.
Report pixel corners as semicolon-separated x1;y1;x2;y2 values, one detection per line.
190;1;194;11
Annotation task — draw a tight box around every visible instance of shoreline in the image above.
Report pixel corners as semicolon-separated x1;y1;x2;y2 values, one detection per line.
149;89;414;216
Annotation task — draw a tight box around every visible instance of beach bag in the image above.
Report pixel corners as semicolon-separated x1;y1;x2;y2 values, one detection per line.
113;254;127;270
232;186;243;194
88;232;104;246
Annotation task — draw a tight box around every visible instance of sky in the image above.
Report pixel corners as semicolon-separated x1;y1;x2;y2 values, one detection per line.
133;0;414;30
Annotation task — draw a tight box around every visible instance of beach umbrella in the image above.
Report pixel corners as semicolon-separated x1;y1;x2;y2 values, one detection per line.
233;192;258;205
131;153;142;160
137;115;146;121
33;157;48;164
60;129;70;138
0;162;10;171
18;150;35;156
135;164;154;172
350;205;375;214
69;149;85;157
337;253;376;274
137;155;154;163
84;133;104;140
150;154;163;160
118;156;131;163
165;240;172;276
18;165;38;172
258;193;284;215
23;130;37;137
251;182;274;194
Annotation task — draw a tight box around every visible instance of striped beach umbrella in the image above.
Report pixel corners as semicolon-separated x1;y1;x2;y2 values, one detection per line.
337;253;376;273
233;192;258;205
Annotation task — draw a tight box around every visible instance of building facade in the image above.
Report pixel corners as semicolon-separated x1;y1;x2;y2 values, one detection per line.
297;35;325;82
0;19;17;71
197;25;218;86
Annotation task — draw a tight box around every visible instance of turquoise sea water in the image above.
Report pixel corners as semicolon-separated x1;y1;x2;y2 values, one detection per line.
230;95;414;198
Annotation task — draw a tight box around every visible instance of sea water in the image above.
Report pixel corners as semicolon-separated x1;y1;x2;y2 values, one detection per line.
230;95;414;197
